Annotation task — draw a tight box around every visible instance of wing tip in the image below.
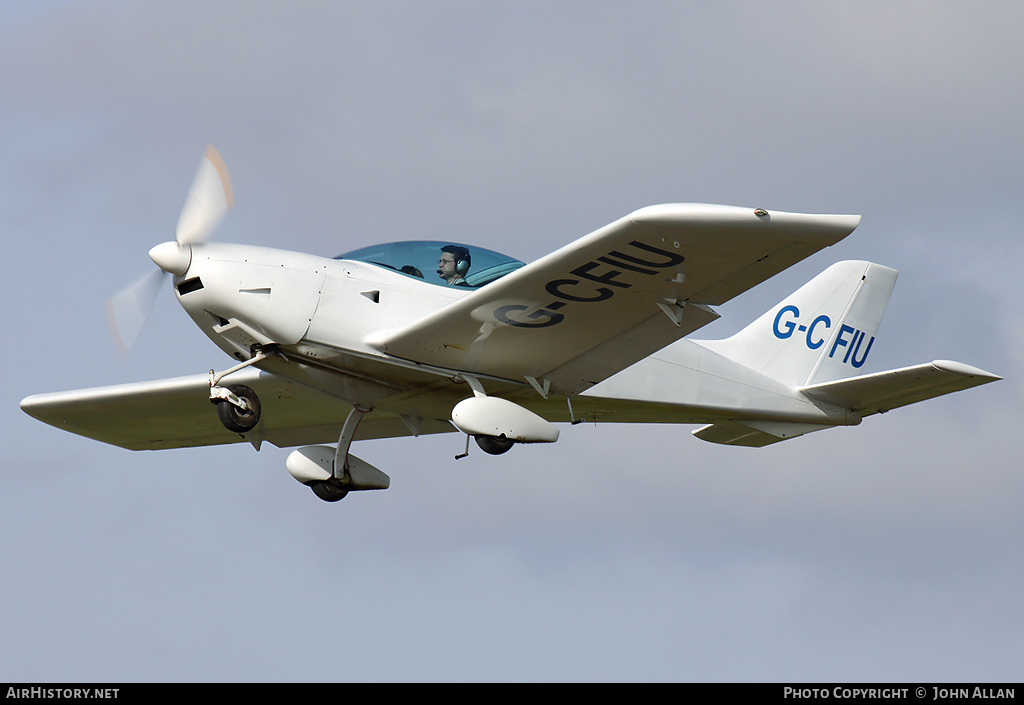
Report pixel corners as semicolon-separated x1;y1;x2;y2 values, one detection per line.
931;360;1002;382
19;394;40;415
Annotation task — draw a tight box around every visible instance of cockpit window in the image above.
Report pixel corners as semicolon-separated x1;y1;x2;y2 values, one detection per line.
334;241;525;289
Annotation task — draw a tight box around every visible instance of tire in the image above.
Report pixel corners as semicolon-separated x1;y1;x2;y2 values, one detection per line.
475;435;514;455
310;480;349;502
216;384;262;433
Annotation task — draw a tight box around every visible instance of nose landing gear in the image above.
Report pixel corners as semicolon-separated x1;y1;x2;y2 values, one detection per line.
213;384;262;433
208;349;270;434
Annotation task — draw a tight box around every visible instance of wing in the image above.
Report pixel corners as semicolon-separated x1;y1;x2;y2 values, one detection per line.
20;368;455;451
372;204;860;394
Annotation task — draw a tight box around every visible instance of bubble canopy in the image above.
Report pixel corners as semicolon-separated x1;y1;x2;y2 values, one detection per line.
334;240;525;289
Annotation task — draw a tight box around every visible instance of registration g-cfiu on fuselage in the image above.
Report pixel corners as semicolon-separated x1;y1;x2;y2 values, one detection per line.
20;147;1001;502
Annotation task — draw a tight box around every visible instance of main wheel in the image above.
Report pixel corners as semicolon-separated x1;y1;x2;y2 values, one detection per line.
475;434;514;455
216;384;262;433
310;479;349;502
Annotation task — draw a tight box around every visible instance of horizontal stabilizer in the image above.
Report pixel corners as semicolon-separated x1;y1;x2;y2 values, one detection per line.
798;360;1001;416
693;360;999;447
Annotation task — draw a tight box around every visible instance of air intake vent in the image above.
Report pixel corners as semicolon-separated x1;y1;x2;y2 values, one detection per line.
177;277;204;295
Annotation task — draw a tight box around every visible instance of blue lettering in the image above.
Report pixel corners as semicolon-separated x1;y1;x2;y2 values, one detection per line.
770;307;873;368
850;334;874;368
806;315;830;349
843;329;860;362
773;305;800;339
829;324;856;359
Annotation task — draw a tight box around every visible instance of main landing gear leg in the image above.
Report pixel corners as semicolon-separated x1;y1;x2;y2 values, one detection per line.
308;405;371;502
286;405;390;503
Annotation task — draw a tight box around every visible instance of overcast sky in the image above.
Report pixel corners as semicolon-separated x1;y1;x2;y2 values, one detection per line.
2;1;1021;682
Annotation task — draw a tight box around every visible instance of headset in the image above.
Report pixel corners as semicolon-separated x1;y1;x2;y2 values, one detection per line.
440;245;471;277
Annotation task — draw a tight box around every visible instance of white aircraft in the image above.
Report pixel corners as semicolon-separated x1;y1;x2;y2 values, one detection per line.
20;147;1000;502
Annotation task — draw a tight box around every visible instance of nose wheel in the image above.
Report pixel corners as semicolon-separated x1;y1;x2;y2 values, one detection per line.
214;384;262;433
207;350;270;434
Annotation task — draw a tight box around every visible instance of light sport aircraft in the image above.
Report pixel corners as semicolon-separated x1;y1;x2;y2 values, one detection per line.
20;147;1000;502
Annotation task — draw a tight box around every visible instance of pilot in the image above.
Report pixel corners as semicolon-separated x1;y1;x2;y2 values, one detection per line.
438;245;471;286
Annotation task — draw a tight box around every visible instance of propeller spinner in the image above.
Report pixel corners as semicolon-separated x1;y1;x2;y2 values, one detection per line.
106;145;234;355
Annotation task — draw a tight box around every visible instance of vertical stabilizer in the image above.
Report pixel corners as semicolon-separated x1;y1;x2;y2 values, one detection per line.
695;261;898;387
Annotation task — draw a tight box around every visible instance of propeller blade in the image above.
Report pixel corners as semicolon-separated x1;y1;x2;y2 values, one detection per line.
106;268;167;356
175;145;234;245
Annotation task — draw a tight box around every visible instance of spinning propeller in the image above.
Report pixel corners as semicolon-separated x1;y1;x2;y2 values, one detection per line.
106;146;234;355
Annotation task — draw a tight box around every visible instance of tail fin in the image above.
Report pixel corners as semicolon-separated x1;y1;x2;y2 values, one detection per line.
695;260;899;387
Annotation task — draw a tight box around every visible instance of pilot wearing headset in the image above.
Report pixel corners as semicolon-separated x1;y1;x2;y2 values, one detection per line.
437;245;471;286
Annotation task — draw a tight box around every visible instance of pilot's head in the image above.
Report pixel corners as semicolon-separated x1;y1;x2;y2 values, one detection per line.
438;245;470;285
